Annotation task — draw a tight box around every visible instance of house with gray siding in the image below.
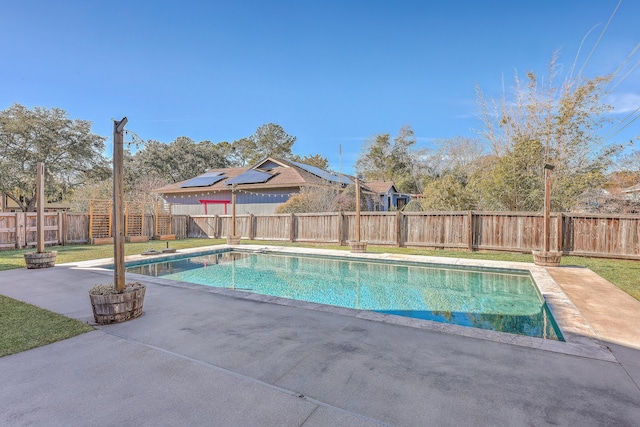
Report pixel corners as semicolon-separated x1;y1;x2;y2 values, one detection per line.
364;181;412;211
153;157;353;215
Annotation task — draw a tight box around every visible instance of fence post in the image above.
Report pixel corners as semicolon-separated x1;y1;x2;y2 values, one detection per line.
338;212;345;246
467;211;474;252
16;212;26;249
58;212;64;245
249;214;255;240
289;213;295;242
396;211;402;247
557;213;563;252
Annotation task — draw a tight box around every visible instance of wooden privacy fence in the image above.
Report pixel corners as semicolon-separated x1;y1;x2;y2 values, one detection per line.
2;211;640;260
0;212;64;249
0;212;190;250
188;211;640;260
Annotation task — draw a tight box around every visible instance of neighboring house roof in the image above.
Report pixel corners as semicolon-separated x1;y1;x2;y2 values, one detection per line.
365;181;398;194
621;183;640;194
153;157;354;196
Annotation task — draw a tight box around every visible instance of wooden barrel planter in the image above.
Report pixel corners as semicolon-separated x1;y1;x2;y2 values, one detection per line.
532;250;563;267
226;235;241;245
89;285;146;324
348;241;367;253
24;251;57;269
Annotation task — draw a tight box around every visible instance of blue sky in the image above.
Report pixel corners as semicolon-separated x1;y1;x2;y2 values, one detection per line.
2;0;639;175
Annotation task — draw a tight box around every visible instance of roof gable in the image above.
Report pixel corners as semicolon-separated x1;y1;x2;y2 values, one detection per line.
366;181;398;194
254;158;289;170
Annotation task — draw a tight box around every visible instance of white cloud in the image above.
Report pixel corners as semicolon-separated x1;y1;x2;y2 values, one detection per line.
606;93;640;114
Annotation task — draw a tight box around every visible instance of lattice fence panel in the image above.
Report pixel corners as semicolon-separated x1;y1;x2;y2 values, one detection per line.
89;200;112;238
125;201;145;237
155;202;172;236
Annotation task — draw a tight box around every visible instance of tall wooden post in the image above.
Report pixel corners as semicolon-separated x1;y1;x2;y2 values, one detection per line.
355;178;361;242
231;185;237;237
36;162;45;253
113;117;128;292
543;164;554;253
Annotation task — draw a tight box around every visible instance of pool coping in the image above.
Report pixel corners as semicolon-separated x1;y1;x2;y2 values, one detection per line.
70;244;615;362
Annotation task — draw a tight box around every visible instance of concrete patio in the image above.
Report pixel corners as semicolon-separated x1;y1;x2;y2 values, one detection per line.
1;247;639;426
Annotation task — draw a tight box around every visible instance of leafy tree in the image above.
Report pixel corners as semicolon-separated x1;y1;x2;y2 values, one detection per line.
476;53;624;211
132;137;228;183
229;123;297;166
420;173;477;211
251;123;296;163
618;149;640;174
289;153;330;169
401;200;424;212
226;137;255;167
70;172;169;212
275;184;369;214
355;133;392;181
276;186;338;214
128;175;171;209
472;139;546;211
355;125;426;193
69;179;113;212
0;103;108;211
430;136;485;177
276;186;338;213
333;183;369;212
414;136;485;210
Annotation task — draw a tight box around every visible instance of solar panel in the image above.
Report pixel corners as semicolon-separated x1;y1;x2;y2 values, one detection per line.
289;161;352;185
180;171;226;188
226;169;274;185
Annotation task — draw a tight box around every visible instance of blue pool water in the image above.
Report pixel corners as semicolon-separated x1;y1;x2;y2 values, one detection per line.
124;250;562;340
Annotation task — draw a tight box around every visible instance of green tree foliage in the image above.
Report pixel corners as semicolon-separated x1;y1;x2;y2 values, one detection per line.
275;184;369;214
252;123;296;162
473;138;546;211
132;137;229;183
401;200;424;212
355;125;426;193
476;54;623;211
275;186;338;214
356;133;391;181
332;183;369;212
289;153;330;169
429;136;485;177
0;103;108;211
420;173;477;211
226;137;255;167
228;123;297;166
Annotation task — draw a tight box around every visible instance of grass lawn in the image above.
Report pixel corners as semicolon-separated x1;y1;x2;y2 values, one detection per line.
0;295;94;357
0;238;221;271
1;237;638;358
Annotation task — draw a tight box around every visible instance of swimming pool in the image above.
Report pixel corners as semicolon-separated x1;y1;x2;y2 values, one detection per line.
123;249;562;340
